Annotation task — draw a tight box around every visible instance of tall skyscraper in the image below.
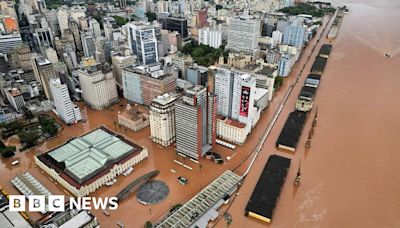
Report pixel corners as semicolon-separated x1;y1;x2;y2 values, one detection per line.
32;57;58;100
88;18;101;38
226;16;261;56
81;31;96;57
214;66;257;134
231;73;256;133
175;85;216;159
214;66;234;117
149;93;177;147
50;78;81;124
127;22;160;65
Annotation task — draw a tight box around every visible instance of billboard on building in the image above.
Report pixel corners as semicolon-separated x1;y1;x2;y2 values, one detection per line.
240;86;250;117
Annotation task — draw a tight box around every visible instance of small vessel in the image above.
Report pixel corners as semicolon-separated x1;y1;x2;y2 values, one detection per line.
294;161;301;186
385;52;391;58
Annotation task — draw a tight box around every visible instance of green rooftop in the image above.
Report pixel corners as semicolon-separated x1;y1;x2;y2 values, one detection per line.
49;129;134;184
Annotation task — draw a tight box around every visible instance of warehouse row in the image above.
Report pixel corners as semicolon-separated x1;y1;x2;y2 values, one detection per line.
277;44;332;152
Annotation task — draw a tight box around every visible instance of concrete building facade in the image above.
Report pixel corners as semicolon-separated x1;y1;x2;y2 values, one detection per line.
149;93;177;147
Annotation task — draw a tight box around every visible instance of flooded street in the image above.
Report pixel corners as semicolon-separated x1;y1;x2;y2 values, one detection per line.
1;0;399;227
218;0;400;227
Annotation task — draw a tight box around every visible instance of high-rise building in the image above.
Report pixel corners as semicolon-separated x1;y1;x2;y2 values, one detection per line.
0;33;22;55
33;27;54;50
68;17;82;52
112;50;136;88
5;88;25;112
226;16;261;56
32;57;58;100
198;27;222;49
231;73;256;133
214;66;234;117
77;65;118;110
282;17;306;48
175;85;216;159
149;93;177;146
45;47;58;63
88;18;101;38
159;16;188;39
127;22;160;65
81;31;96;57
49;78;81;124
214;66;257;134
11;43;32;71
186;65;208;86
122;64;177;105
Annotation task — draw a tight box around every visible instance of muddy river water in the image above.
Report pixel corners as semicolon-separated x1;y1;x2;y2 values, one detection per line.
1;0;399;227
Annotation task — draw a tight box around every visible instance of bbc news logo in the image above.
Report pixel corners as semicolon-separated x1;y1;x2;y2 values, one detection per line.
9;195;118;212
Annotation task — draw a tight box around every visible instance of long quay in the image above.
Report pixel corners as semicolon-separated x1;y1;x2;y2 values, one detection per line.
156;170;242;228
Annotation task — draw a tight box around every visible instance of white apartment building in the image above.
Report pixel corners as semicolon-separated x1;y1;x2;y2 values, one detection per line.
214;66;233;117
198;27;222;49
226;16;261;56
77;66;118;110
50;78;81;124
149;93;177;147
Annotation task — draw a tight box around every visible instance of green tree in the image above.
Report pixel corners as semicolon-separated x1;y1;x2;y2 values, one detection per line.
22;106;34;122
113;16;129;26
274;76;284;89
19;130;40;147
145;12;157;22
144;221;152;228
39;116;58;137
0;141;16;158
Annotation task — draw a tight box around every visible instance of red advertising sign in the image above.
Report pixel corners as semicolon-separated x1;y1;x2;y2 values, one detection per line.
240;86;250;117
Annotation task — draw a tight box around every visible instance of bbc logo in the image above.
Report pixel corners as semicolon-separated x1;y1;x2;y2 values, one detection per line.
9;195;65;212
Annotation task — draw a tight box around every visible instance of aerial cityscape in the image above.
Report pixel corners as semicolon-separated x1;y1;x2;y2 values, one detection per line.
0;0;399;227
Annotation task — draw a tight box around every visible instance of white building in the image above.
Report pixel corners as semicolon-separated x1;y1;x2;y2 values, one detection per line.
50;78;81;124
214;66;233;117
77;65;118;110
226;15;261;56
231;73;257;133
88;18;101;38
45;47;58;63
272;30;283;48
198;27;222;49
216;116;247;145
149;93;177;147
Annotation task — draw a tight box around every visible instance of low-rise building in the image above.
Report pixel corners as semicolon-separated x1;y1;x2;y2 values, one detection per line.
118;104;149;132
35;127;149;197
216;115;247;145
36;205;99;228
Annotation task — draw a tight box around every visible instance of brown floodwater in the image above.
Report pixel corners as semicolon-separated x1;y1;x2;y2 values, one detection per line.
1;1;399;227
215;0;400;227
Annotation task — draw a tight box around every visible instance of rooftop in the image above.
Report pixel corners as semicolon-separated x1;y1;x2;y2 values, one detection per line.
156;171;242;228
38;127;142;187
152;93;178;106
119;104;149;122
